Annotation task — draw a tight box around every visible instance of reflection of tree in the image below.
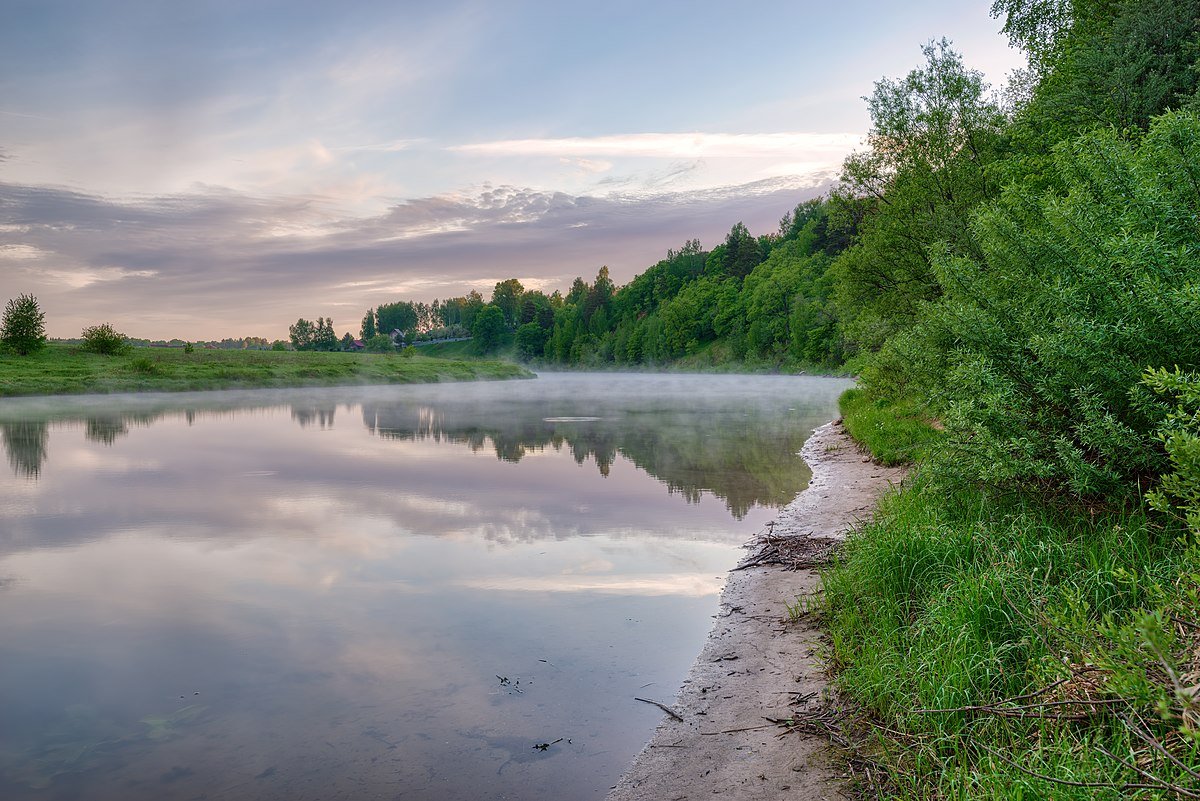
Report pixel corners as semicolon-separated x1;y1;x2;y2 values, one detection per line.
2;420;49;479
85;415;130;445
291;406;336;429
360;399;811;518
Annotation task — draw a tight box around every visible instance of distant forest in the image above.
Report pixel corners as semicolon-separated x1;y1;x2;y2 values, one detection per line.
349;203;844;369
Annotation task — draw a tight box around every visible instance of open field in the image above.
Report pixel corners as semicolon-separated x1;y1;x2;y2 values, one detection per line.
0;344;532;397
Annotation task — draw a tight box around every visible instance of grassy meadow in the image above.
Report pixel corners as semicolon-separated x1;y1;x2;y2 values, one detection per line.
0;344;532;397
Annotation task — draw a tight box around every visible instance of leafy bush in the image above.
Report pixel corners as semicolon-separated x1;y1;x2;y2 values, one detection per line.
886;111;1200;500
364;334;394;353
1;294;47;355
1144;366;1200;534
80;323;130;355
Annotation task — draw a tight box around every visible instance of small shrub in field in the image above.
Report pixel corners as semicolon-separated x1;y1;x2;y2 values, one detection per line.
81;323;130;355
1;293;47;355
401;346;417;358
183;342;195;354
129;356;157;374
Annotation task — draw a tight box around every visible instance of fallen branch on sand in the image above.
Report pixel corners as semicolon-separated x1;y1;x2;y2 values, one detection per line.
635;697;684;722
734;532;836;571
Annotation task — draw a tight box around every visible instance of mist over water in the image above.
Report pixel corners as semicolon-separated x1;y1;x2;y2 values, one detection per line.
0;373;848;800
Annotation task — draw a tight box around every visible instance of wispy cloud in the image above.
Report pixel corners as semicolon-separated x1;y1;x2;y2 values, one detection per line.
452;132;861;159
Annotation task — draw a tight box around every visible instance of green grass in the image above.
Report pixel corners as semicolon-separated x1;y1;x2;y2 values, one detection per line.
838;387;943;465
0;344;532;397
823;393;1200;799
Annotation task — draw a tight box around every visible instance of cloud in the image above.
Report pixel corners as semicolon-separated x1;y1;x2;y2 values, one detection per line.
452;131;862;159
0;174;832;340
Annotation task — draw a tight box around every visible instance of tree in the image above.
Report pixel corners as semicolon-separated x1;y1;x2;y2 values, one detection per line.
889;111;1200;499
376;301;418;339
515;322;550;361
1;294;47;355
361;309;377;340
830;39;1005;349
472;304;507;353
289;318;315;350
720;223;764;280
312;317;338;351
491;279;525;329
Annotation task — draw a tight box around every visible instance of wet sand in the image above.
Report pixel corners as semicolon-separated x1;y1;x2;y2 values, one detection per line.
607;420;906;801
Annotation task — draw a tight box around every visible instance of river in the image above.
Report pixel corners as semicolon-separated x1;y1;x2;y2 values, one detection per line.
0;372;849;800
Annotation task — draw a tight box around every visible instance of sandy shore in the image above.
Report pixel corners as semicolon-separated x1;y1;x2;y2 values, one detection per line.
607;420;906;801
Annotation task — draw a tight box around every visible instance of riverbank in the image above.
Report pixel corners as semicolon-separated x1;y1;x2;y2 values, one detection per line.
608;420;906;800
0;344;532;397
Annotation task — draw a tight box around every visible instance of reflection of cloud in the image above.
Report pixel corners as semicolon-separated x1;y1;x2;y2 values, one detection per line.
456;573;723;597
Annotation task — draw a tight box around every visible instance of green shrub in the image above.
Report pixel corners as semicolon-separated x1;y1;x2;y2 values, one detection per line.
1;294;47;355
80;323;130;355
889;112;1200;501
1144;366;1200;534
364;334;394;353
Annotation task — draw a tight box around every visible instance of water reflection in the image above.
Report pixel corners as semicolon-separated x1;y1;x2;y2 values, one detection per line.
2;374;844;519
2;420;49;478
0;373;849;801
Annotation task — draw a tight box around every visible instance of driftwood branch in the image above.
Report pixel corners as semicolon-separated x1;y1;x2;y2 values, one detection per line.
634;697;683;722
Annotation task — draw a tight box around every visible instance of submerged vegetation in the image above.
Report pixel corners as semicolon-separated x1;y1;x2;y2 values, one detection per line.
0;344;529;397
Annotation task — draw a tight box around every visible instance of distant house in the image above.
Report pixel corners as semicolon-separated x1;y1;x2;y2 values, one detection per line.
349;339;365;351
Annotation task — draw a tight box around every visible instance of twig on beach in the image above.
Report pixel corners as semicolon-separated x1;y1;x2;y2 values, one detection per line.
635;697;684;722
699;723;775;735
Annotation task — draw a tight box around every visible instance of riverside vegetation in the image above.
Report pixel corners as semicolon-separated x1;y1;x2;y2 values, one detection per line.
813;2;1200;797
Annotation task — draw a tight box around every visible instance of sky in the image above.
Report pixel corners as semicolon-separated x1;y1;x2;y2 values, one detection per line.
0;1;1026;341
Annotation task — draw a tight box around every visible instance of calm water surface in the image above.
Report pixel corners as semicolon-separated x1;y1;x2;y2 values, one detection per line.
0;373;849;800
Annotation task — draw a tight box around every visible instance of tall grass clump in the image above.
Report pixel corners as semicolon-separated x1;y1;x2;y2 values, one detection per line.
824;402;1200;798
838;387;943;466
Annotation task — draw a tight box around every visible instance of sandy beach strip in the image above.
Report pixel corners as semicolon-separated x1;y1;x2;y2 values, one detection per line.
607;420;906;801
